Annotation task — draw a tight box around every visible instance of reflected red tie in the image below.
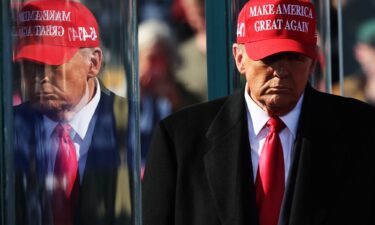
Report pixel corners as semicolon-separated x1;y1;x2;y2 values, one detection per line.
255;117;286;225
52;123;78;225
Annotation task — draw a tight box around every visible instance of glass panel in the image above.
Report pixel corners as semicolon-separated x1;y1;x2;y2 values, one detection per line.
206;0;230;99
334;0;375;105
229;0;250;93
313;0;375;102
1;0;15;224
314;0;333;93
7;0;140;225
138;0;206;171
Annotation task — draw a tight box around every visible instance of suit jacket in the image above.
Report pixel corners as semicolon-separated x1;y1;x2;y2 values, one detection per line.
14;88;131;225
142;84;375;225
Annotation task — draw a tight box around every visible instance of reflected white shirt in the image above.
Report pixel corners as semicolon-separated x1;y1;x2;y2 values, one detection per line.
244;84;303;185
44;78;101;184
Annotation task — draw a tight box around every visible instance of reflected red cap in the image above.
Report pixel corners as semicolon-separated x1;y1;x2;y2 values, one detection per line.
236;0;317;60
14;0;100;65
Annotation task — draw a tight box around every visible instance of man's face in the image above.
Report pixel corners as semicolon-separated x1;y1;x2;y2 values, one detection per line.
233;45;315;116
182;0;205;33
139;44;170;93
355;43;375;102
20;50;91;120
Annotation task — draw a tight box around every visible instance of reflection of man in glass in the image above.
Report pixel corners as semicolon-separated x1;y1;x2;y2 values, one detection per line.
13;1;130;225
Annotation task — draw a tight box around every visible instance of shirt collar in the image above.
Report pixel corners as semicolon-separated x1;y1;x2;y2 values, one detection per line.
44;78;101;139
69;78;101;139
244;83;304;138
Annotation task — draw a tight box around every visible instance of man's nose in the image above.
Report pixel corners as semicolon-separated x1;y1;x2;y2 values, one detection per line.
272;60;289;77
34;66;52;83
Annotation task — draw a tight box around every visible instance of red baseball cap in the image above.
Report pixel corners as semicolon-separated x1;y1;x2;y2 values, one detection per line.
14;0;100;65
236;0;317;60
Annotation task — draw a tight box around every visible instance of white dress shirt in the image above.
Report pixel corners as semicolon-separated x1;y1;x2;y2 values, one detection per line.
43;78;101;188
244;85;303;185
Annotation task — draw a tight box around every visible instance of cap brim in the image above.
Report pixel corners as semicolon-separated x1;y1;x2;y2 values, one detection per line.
245;39;317;61
14;44;79;65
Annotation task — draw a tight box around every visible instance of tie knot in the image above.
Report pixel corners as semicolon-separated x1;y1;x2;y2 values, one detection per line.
54;123;73;138
266;117;285;134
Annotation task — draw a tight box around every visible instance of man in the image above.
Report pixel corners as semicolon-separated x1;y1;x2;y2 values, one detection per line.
175;0;207;101
353;18;375;105
13;1;130;224
333;18;375;105
142;1;375;225
138;20;201;175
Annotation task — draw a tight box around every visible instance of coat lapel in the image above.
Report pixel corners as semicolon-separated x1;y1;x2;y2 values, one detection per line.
279;134;312;225
284;85;338;225
77;91;120;224
204;90;258;225
278;85;314;225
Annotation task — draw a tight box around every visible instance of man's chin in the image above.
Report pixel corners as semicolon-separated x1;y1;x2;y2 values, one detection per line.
265;98;298;116
31;102;66;121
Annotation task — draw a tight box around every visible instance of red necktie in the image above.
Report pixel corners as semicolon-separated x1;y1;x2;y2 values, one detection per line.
52;123;78;225
255;117;286;225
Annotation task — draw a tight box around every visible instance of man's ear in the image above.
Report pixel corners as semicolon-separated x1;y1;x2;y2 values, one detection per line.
88;47;103;78
232;44;246;74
